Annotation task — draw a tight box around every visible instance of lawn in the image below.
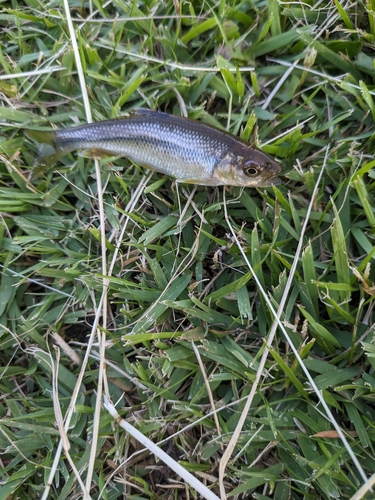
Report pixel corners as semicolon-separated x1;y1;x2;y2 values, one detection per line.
1;0;375;499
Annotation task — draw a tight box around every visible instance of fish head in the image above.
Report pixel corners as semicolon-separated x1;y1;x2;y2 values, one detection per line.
214;146;281;187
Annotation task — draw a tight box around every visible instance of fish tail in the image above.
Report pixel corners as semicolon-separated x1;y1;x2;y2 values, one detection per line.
25;129;65;169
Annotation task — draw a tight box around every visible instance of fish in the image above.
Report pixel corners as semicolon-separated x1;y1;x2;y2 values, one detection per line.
26;108;281;187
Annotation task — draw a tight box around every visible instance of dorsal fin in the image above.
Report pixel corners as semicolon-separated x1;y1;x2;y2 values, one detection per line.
132;108;170;118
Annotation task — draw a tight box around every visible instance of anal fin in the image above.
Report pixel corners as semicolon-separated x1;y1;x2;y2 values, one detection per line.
78;148;113;159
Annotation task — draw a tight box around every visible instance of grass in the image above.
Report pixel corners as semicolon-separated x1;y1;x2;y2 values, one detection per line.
1;0;375;499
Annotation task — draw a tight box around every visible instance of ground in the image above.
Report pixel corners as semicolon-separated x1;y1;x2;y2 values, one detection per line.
1;1;375;499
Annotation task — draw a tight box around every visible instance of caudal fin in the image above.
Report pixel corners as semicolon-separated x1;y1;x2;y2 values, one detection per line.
25;129;64;170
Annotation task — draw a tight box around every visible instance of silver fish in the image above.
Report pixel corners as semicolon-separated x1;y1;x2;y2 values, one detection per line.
26;109;281;187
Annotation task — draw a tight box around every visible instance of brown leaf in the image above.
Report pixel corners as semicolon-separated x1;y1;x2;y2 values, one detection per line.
311;430;358;439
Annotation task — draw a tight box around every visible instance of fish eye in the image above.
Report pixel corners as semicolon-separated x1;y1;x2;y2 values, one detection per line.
243;161;260;177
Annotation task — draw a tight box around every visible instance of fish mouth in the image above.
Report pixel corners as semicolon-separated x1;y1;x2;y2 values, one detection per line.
258;176;281;187
258;159;282;187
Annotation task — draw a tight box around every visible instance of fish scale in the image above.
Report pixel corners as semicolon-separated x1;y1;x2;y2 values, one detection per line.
26;108;281;187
